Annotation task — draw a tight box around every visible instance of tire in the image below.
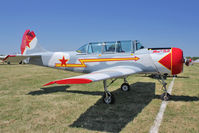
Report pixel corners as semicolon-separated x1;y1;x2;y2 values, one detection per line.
160;92;171;101
103;92;114;104
163;75;167;80
121;83;130;92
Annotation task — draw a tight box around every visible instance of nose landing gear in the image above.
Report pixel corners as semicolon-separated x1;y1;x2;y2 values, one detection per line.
161;92;171;101
158;75;171;101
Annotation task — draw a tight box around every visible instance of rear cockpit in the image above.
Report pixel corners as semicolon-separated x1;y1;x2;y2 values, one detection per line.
76;40;144;54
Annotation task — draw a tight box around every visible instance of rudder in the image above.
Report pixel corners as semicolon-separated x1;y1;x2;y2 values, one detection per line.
20;29;47;55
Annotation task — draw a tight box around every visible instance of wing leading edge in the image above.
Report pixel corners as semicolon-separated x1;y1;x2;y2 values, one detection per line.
44;66;143;86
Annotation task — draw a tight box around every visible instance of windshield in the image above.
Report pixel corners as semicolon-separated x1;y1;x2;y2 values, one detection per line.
136;41;144;50
76;44;88;53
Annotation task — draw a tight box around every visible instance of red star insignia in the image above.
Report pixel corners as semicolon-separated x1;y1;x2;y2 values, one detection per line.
24;37;30;48
59;56;68;66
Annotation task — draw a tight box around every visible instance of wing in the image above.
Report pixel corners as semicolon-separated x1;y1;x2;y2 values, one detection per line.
44;66;143;86
0;56;6;60
2;55;40;63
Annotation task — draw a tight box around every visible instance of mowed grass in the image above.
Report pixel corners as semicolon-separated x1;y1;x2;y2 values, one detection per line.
159;64;199;133
0;63;198;133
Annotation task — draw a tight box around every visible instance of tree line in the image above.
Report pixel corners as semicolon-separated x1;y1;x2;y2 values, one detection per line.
186;57;199;61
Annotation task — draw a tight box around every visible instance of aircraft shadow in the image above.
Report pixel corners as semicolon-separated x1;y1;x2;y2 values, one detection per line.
141;75;190;79
174;76;190;79
70;82;155;133
0;64;21;65
66;90;104;96
154;95;199;101
27;85;70;95
27;82;199;132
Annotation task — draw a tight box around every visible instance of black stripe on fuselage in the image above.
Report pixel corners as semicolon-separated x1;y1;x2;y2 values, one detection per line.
148;47;171;50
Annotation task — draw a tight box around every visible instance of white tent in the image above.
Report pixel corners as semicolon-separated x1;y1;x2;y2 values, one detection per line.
194;59;199;63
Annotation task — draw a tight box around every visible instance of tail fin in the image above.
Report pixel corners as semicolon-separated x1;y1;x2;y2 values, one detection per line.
20;29;47;55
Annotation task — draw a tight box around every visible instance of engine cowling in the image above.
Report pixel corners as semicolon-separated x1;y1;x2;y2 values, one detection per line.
171;48;184;75
158;48;184;75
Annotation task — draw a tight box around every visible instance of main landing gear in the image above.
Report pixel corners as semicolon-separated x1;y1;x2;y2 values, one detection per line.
158;75;171;101
103;80;114;104
103;77;130;104
121;77;130;92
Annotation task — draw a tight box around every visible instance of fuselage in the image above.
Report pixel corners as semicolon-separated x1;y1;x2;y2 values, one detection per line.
29;47;184;76
18;30;184;76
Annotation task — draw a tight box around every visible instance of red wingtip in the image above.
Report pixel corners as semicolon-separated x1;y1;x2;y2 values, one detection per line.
21;29;36;55
43;81;56;86
43;78;92;86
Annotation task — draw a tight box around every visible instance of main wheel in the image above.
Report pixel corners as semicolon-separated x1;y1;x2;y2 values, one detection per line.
103;92;114;104
121;83;130;92
161;92;171;101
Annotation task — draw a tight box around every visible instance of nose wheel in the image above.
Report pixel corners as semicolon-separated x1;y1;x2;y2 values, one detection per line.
161;92;171;101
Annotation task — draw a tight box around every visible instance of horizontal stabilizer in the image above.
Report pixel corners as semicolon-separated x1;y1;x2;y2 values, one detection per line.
2;55;41;63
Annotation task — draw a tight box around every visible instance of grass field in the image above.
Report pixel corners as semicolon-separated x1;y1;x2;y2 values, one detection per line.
0;63;198;133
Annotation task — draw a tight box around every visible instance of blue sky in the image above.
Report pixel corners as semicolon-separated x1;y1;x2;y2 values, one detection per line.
0;0;198;56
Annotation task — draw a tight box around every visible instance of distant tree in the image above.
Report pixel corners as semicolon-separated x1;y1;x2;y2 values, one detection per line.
185;56;199;61
192;57;199;61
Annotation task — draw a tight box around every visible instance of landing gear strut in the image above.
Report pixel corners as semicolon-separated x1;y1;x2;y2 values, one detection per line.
102;77;130;104
158;75;171;101
103;80;115;104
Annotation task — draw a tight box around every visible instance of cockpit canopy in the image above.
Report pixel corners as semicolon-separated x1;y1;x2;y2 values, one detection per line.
76;40;144;54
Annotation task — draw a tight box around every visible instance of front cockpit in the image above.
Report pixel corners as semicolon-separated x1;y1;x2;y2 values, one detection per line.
76;40;144;54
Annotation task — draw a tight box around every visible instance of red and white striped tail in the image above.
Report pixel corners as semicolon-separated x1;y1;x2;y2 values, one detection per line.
20;29;47;55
